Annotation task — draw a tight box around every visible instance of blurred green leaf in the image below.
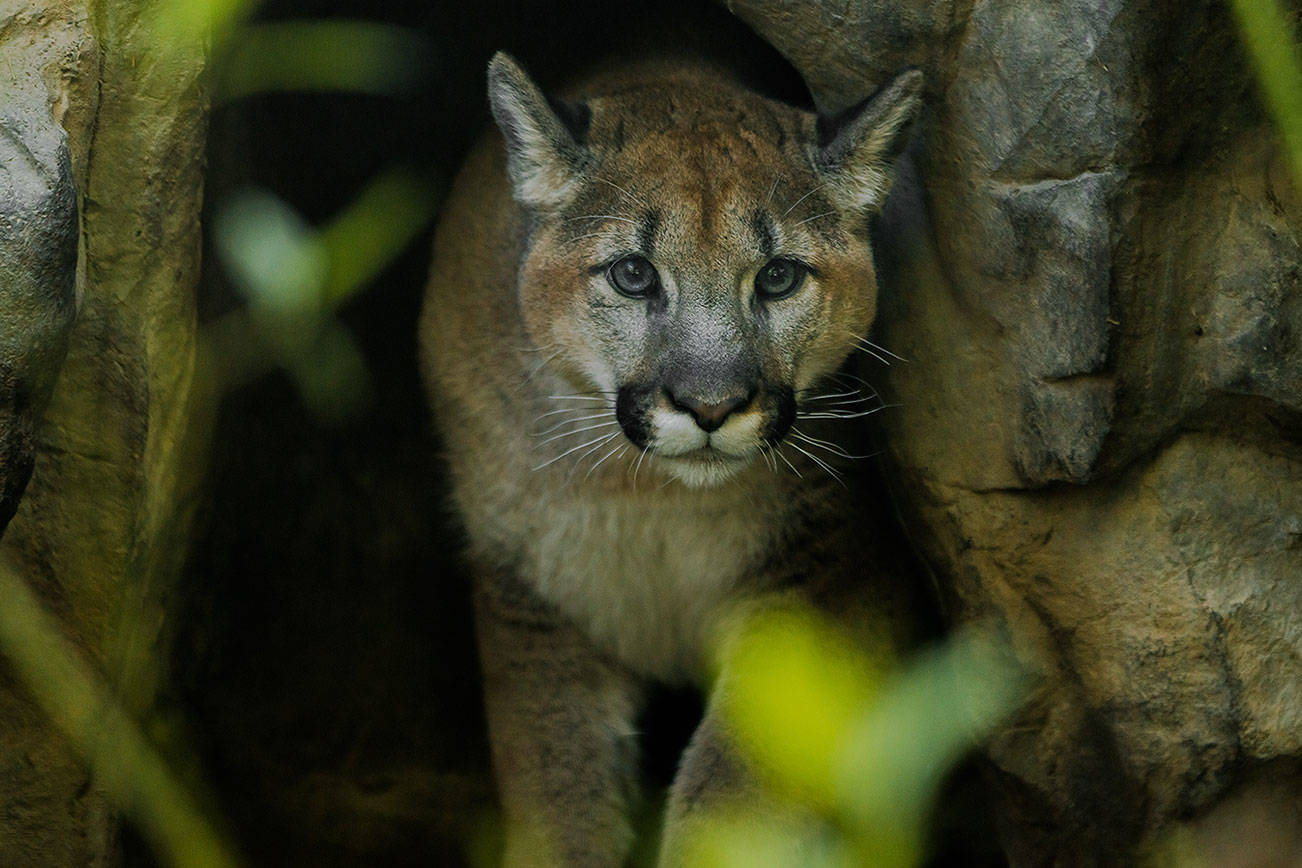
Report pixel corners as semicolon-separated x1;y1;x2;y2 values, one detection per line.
146;0;262;52
215;189;329;323
209;171;436;418
1228;0;1302;190
291;320;373;422
0;557;241;868
212;189;361;415
719;606;889;812
836;627;1031;864
213;21;428;100
713;607;1031;868
321;167;439;306
682;808;840;868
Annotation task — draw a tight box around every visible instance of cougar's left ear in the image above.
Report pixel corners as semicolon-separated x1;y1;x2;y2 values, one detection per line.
487;52;593;211
813;68;923;213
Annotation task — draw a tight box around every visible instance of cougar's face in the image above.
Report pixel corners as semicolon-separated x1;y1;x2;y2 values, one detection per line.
522;144;875;486
491;57;921;486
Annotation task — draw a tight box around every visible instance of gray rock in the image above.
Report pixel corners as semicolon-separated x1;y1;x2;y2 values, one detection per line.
735;0;1302;861
0;3;209;865
0;70;78;534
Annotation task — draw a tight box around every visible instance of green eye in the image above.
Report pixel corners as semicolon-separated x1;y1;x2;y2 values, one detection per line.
606;255;660;298
754;258;807;300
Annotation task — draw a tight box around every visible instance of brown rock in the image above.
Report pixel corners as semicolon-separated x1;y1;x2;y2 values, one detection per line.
734;0;1302;861
0;1;208;863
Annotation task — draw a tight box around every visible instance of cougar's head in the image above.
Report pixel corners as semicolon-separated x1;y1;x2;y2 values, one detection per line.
488;53;921;487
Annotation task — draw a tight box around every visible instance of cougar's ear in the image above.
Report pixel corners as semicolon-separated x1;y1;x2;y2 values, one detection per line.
487;52;592;211
813;68;923;213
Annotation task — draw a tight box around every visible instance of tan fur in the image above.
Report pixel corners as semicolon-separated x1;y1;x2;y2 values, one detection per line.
420;53;922;866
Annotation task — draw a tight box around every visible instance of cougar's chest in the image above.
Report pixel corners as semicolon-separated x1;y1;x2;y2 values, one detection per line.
520;486;778;681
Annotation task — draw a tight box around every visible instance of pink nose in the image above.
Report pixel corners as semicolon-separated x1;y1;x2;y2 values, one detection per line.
664;388;753;432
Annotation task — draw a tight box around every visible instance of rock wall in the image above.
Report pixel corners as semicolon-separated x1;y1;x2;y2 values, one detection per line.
0;0;208;862
0;3;83;540
731;0;1302;862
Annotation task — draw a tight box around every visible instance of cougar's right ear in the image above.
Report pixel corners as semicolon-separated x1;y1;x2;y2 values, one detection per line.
487;52;592;211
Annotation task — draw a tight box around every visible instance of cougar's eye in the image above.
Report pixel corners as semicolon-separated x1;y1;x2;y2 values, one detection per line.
606;255;660;298
754;258;807;300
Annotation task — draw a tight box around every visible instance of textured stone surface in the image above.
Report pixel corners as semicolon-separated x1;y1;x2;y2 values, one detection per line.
0;4;100;863
733;0;1302;862
0;8;81;535
0;0;208;864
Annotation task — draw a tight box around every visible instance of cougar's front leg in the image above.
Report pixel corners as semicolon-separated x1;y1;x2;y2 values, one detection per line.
656;684;786;868
474;570;642;867
659;580;904;866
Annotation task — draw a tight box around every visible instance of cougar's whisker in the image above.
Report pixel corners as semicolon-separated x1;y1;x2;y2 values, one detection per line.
826;372;881;396
786;440;846;487
806;395;878;408
584;441;627;481
533;411;614;437
764;172;783;204
535;406;600;421
790;428;871;460
523;347;566;382
850;343;893;366
512;341;558;354
797;404;895;420
792;210;837;227
631;446;650;488
592;178;650;210
855;335;908;363
797;388;862;401
568;231;623;244
532;431;621;471
564;214;639;226
536;419;620;448
799;391;877;407
779;180;827;219
565;432;623;484
774;446;803;479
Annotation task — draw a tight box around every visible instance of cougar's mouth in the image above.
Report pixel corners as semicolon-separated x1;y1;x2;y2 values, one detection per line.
651;447;754;488
614;382;796;454
666;444;750;462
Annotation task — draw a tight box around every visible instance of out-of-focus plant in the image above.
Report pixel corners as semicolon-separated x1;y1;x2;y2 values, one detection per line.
198;9;438;420
0;556;240;868
1141;828;1212;868
208;166;436;418
1228;0;1302;191
141;0;259;61
212;20;427;100
677;606;1031;868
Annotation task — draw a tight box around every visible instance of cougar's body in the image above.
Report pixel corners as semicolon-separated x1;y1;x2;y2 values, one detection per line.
421;51;922;865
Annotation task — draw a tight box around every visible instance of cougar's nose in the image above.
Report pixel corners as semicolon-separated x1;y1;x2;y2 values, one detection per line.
664;386;755;432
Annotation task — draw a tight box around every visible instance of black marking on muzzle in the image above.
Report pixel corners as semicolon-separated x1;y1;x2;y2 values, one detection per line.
615;383;657;449
762;384;797;445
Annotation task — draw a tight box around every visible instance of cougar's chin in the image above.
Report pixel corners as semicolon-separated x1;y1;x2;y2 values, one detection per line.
652;447;756;488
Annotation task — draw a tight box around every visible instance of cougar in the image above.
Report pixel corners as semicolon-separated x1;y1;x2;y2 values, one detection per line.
419;48;923;865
